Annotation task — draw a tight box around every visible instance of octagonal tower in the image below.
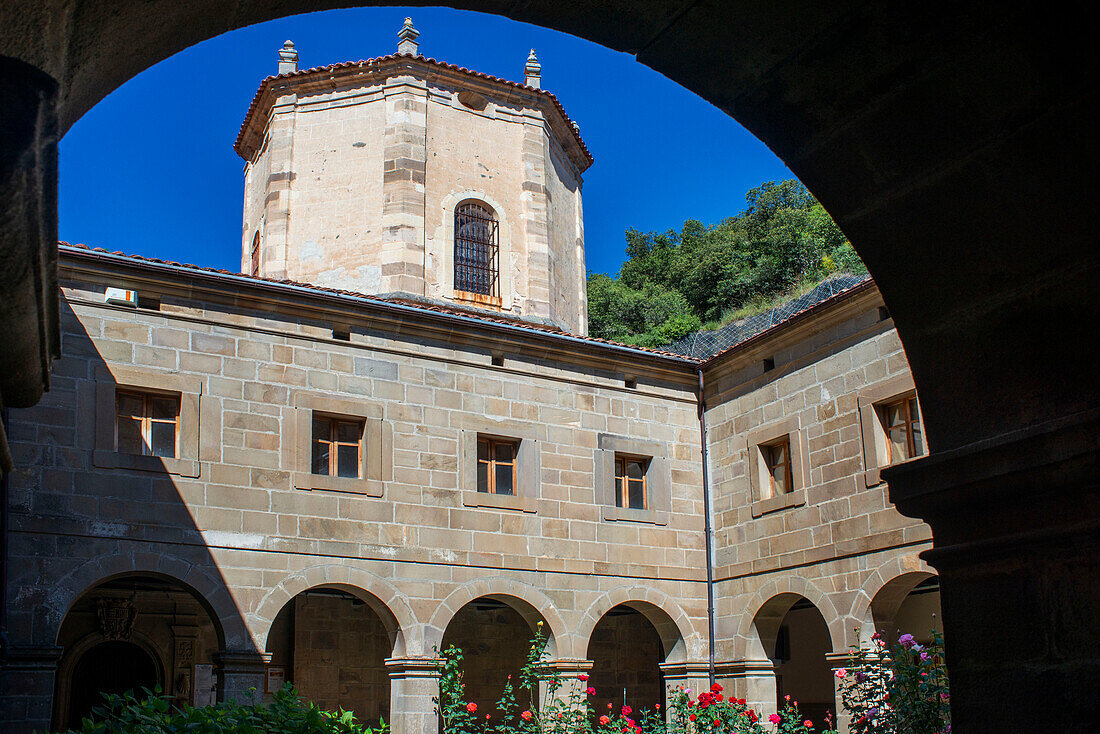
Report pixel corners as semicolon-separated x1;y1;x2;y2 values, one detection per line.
235;21;593;334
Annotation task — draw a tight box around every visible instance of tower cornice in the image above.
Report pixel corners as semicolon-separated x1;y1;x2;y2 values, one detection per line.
234;53;593;172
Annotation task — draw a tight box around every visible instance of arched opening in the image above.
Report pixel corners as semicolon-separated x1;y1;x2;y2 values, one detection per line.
264;586;399;726
67;640;158;726
453;200;500;298
869;573;943;647
440;596;546;721
750;594;835;730
586;604;665;716
53;574;224;730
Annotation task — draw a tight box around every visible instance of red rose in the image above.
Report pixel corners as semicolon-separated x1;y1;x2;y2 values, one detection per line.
804;721;813;728
689;714;696;722
466;702;477;713
711;683;723;693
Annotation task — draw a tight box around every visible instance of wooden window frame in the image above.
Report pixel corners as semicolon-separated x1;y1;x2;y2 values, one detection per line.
115;389;181;459
92;365;202;478
311;415;365;479
476;437;519;496
613;454;649;510
745;417;808;517
596;434;670;525
857;373;924;487
879;396;925;465
761;437;794;498
290;393;389;496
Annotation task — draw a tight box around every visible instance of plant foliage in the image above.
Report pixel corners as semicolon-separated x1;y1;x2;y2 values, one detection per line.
56;684;387;734
587;180;866;347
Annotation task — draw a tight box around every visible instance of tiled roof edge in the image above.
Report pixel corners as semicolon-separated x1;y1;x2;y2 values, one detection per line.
58;242;698;364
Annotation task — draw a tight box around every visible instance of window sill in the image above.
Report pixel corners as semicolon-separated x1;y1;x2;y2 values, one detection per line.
453;291;503;309
462;490;537;513
93;450;200;478
750;489;807;518
292;472;384;497
600;506;669;525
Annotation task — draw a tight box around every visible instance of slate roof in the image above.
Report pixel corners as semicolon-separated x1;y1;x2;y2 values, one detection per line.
664;274;874;361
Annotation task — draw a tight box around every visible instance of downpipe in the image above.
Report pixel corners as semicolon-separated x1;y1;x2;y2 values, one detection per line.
697;369;716;686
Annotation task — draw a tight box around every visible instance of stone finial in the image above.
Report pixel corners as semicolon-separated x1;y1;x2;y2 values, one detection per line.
524;48;542;89
277;40;298;75
398;17;420;56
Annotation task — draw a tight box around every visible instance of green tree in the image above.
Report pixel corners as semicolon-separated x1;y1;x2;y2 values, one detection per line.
587;179;866;346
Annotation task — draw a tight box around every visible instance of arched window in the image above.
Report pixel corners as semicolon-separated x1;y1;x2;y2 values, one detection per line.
454;201;499;297
249;231;260;277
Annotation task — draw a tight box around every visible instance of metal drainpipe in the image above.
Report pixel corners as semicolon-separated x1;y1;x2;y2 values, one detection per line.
697;369;716;686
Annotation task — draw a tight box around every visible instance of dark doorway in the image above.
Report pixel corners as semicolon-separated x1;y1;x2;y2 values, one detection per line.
587;605;665;717
67;640;158;726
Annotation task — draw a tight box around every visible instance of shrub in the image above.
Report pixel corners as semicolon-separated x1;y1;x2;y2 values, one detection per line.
58;683;387;734
835;630;950;734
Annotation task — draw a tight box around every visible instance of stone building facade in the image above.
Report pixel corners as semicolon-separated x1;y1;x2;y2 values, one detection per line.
0;27;940;734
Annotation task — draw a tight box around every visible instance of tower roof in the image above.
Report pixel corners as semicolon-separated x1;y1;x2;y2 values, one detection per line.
235;52;593;171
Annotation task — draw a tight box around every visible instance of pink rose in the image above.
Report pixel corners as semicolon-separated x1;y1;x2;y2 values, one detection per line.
769;713;782;724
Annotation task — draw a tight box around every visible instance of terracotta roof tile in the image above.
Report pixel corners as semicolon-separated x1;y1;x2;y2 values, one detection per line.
57;242;695;362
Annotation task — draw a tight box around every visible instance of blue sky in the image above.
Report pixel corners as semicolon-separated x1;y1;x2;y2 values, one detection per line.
58;6;794;277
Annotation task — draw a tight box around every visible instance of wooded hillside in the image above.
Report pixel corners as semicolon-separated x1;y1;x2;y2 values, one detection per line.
586;180;866;347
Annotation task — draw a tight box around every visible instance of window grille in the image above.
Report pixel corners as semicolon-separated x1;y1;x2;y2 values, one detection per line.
454;202;499;296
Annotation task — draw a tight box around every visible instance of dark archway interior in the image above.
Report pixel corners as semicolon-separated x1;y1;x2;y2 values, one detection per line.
266;588;391;725
587;604;664;717
772;598;834;732
67;640;158;727
441;598;539;722
54;574;221;730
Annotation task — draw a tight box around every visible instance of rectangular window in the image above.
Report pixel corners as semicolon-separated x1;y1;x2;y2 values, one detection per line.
311;416;364;478
881;396;925;464
762;438;793;496
477;437;517;495
614;455;648;510
115;391;180;458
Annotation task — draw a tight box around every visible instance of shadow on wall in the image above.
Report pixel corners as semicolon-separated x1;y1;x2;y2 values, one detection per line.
1;297;260;731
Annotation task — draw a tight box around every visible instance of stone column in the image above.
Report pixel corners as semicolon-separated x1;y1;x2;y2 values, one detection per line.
824;652;850;734
520;113;551;322
716;659;776;721
538;658;593;713
886;413;1100;733
0;645;63;733
379;72;428;297
386;656;440;734
658;660;710;721
214;650;269;704
256;87;297;280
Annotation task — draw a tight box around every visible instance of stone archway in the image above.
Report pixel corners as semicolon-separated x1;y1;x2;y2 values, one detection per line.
2;6;1097;734
51;573;224;730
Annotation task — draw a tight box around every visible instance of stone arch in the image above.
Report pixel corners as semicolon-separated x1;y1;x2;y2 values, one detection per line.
735;576;843;662
251;564;420;657
53;629;166;729
845;554;936;646
427;577;568;658
575;585;698;664
44;551;246;650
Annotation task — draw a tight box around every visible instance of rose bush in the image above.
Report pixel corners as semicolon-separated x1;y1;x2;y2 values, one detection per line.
435;624;826;734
